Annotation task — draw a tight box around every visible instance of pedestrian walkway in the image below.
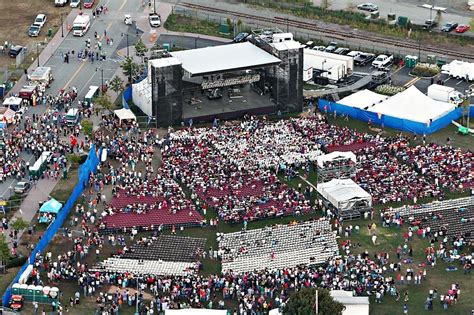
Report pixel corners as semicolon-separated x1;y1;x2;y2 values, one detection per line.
3;178;58;250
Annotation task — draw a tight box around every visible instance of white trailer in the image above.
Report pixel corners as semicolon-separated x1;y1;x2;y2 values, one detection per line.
303;49;353;82
441;60;474;81
72;14;90;37
427;84;464;106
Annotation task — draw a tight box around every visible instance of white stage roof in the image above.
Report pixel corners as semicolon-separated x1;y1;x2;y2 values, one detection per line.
316;151;356;168
369;86;455;123
317;179;372;211
170;42;281;76
338;89;388;109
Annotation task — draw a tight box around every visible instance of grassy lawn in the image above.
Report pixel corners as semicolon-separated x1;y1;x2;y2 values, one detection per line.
164;14;233;39
341;218;473;315
49;166;79;204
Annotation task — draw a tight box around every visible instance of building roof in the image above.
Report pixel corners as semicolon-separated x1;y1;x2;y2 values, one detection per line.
271;40;304;51
170;42;281;77
149;57;181;69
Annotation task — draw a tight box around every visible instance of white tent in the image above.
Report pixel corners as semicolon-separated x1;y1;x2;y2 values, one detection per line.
317;179;372;211
338;89;388;109
132;78;152;117
114;108;136;123
368;86;455;123
330;290;370;315
316;151;356;168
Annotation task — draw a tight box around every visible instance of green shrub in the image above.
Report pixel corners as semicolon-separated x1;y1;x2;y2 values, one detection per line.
375;84;406;96
80;119;93;136
6;256;27;268
67;154;87;165
410;63;440;77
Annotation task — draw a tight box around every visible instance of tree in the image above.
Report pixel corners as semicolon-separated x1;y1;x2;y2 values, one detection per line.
0;235;10;265
283;288;345;315
11;217;28;232
109;76;125;95
321;0;332;10
134;39;148;57
94;94;114;112
121;56;142;83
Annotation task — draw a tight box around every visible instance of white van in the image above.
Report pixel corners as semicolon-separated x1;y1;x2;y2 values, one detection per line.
65;108;79;126
72;14;90;37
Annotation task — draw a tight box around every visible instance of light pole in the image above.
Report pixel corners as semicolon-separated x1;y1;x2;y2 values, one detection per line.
134;277;142;315
96;68;104;94
465;89;472;128
153;0;156;13
61;13;64;37
36;43;40;67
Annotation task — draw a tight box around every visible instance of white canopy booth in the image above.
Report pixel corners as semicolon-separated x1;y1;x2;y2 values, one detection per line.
114;108;137;124
316;151;357;182
317;179;372;219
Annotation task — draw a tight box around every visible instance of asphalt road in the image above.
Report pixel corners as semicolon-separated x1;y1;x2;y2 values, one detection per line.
0;0;148;200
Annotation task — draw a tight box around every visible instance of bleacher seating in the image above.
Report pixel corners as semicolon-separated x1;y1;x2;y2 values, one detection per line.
390;197;474;240
121;235;206;262
218;219;338;273
91;258;197;276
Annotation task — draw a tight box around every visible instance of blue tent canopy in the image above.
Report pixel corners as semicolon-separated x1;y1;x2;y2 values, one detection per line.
0;122;6;129
39;199;62;214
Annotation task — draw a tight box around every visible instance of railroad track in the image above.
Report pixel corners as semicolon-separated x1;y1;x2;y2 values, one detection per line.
180;2;474;61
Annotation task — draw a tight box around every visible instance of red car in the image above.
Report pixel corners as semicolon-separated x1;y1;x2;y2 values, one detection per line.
455;24;470;33
83;0;95;9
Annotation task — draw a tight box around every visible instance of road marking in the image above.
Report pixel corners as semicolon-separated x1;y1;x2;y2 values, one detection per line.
403;77;420;88
392;66;405;75
443;77;451;83
119;0;128;11
63;21;114;89
456;80;464;86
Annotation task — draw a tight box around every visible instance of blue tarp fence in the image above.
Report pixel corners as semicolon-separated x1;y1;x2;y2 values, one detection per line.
318;99;463;135
122;86;132;109
2;145;100;307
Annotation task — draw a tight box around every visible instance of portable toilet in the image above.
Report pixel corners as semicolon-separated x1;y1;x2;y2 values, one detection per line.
34;285;43;302
426;55;437;65
19;283;28;295
42;286;51;302
27;284;36;301
404;55;418;68
162;43;170;51
397;16;409;27
12;283;20;295
49;287;59;302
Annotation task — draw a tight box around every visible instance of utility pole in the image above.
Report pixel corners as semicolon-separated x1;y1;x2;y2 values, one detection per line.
61;13;64;37
315;289;318;314
96;68;104;94
36;43;40;67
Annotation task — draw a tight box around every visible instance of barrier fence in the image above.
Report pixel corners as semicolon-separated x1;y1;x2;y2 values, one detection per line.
2;145;100;307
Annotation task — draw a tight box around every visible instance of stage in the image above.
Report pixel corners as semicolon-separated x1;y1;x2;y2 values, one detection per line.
182;84;277;122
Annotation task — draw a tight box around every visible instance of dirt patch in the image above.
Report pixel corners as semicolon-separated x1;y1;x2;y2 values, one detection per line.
0;0;70;69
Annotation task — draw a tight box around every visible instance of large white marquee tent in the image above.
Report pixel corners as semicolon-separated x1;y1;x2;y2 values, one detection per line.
317;179;372;211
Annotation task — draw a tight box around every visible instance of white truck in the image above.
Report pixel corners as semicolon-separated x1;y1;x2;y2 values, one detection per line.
55;0;68;6
427;84;464;105
372;54;393;69
72;14;90;37
441;60;474;81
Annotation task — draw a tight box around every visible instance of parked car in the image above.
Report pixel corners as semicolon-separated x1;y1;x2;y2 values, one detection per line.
14;181;31;194
124;14;133;25
324;42;338;53
372;54;393;69
8;46;24;58
312;46;326;51
357;3;378;12
441;22;458;32
233;32;249;43
422;19;438;30
354;53;375;66
149;13;161;27
347;51;363;58
83;0;95;9
34;14;47;28
335;47;351;55
455;24;470;33
70;0;81;7
28;24;41;37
